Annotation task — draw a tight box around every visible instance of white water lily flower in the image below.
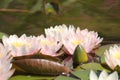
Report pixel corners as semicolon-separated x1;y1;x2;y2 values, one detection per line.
2;34;40;57
0;43;15;80
104;45;120;70
62;26;103;55
45;24;103;55
90;70;118;80
45;24;75;42
37;35;62;56
78;28;103;53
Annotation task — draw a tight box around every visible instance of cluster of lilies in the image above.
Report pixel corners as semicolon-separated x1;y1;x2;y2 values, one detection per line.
0;24;119;80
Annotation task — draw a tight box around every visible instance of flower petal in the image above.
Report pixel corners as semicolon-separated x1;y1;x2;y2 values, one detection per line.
106;71;118;80
90;70;98;80
98;70;108;80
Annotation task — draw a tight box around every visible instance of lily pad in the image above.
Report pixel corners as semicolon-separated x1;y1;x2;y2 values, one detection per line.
13;52;60;62
95;44;120;57
55;75;78;80
71;70;90;80
12;59;70;76
9;75;55;80
75;62;110;72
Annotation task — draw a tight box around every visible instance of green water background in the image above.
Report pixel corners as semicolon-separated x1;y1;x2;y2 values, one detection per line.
0;0;120;41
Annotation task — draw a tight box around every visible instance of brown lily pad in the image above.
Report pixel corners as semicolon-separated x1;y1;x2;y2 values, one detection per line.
12;59;70;76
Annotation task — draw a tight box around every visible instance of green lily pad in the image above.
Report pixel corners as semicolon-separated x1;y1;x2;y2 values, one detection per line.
71;70;90;80
100;55;106;64
55;75;78;80
9;75;55;80
95;44;120;57
76;62;110;72
81;62;106;70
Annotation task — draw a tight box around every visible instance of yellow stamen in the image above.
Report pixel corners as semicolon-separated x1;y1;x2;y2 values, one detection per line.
72;40;82;45
13;42;24;47
41;40;54;46
114;53;120;58
0;53;2;58
13;42;31;48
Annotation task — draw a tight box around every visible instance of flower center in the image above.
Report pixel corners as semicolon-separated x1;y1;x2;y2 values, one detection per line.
72;40;82;45
40;40;54;46
0;53;2;58
55;29;62;33
13;42;31;48
13;42;24;47
114;53;120;58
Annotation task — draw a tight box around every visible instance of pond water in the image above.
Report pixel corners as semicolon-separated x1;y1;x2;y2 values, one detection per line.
0;0;120;41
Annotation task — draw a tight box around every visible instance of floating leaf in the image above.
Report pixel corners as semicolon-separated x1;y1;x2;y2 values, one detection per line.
73;45;88;68
94;44;120;70
95;44;120;57
100;55;106;64
71;70;90;80
56;70;90;80
76;62;110;72
81;62;106;70
101;62;112;72
10;75;55;80
55;75;78;80
13;51;60;62
12;59;70;76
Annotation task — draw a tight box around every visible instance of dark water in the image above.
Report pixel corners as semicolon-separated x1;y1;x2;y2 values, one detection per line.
0;0;120;41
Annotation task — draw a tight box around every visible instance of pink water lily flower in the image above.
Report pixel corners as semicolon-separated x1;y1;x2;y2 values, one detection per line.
2;34;40;57
45;24;103;55
37;35;62;56
62;26;103;55
0;43;15;80
104;45;120;70
78;28;103;53
90;70;118;80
